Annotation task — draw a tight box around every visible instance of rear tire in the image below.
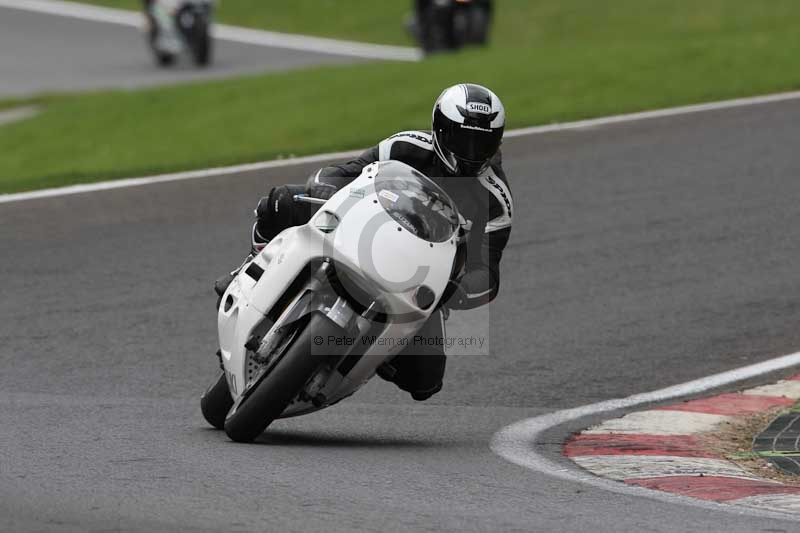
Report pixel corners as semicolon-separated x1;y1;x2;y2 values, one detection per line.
465;4;490;45
155;52;176;67
191;21;212;67
223;313;347;443
200;372;233;430
419;4;455;54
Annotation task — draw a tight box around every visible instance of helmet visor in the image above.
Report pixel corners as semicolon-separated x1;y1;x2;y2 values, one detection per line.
439;148;492;177
438;119;503;176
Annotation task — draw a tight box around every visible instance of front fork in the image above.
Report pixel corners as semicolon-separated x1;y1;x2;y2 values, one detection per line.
234;260;367;407
246;261;361;377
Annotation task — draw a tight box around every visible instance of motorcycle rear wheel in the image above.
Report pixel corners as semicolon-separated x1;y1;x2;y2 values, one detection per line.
418;3;456;54
154;51;176;67
190;21;212;67
223;313;346;443
464;4;490;45
200;372;233;430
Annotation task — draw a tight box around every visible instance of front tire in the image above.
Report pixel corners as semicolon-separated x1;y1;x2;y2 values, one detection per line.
200;372;233;430
148;25;175;67
155;51;176;67
223;313;347;443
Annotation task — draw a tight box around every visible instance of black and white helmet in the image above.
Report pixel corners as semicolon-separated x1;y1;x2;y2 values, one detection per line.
432;83;505;177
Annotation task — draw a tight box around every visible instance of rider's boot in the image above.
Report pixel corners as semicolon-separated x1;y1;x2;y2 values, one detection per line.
214;223;270;306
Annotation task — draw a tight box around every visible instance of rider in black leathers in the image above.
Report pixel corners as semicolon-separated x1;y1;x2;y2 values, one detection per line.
218;84;513;401
413;0;494;53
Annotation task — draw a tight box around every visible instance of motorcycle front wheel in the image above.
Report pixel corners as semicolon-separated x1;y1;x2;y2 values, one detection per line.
223;312;346;443
148;26;176;67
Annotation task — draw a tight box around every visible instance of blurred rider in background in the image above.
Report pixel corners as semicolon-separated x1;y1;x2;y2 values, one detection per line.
216;83;513;402
410;0;493;53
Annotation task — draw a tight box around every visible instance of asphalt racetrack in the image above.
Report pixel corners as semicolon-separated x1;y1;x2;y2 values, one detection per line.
0;5;360;98
2;95;800;531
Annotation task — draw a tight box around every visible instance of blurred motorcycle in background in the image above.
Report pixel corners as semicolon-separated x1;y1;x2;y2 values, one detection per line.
144;0;214;67
407;0;493;55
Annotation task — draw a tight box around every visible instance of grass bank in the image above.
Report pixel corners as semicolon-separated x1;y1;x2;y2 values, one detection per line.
2;0;800;192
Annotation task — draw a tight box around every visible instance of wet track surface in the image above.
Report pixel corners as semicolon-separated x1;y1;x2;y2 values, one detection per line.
2;100;800;530
0;6;360;98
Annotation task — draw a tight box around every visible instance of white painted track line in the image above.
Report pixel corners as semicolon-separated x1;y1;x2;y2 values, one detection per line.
0;0;138;26
4;89;800;205
490;351;800;519
504;89;800;138
0;150;363;204
212;24;422;62
0;106;40;126
0;0;421;61
743;381;800;399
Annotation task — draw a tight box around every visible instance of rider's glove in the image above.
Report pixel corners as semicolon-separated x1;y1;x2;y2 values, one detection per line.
254;184;307;241
250;222;269;253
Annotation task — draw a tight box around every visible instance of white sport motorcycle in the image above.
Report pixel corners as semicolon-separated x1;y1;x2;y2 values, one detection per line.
145;0;214;67
201;161;465;442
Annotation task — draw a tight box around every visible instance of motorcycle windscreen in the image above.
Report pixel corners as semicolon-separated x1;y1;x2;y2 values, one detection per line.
373;163;460;243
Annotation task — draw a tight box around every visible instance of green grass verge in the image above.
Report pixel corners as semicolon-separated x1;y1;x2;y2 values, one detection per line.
78;0;412;45
2;0;800;193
